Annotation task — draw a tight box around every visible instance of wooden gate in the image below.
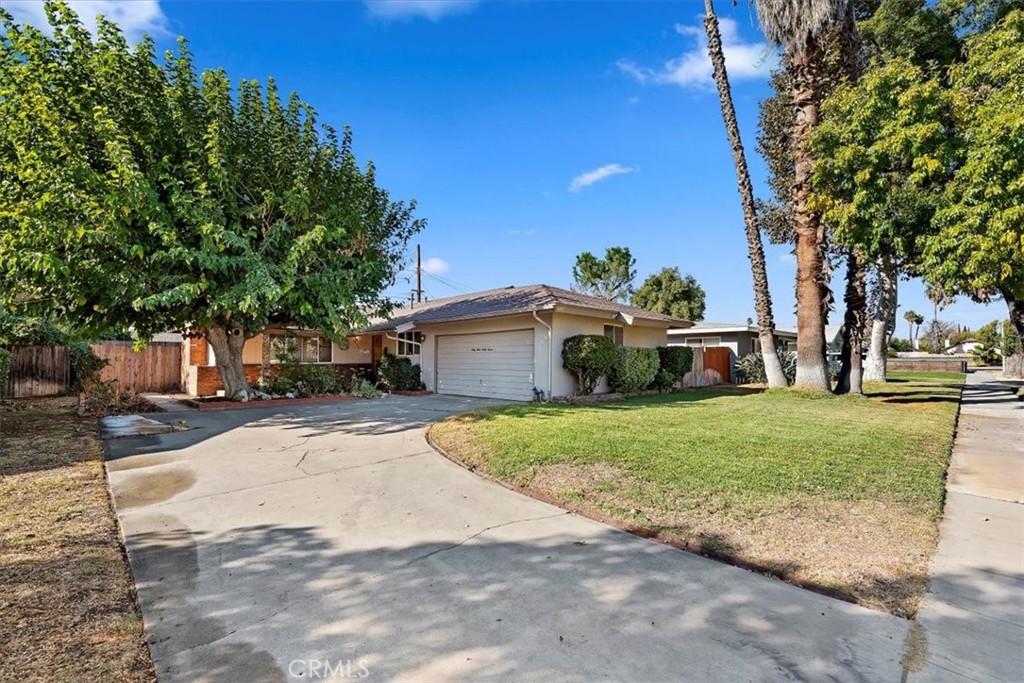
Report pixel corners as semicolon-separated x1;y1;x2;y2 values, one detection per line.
5;345;70;397
703;347;733;383
92;341;182;393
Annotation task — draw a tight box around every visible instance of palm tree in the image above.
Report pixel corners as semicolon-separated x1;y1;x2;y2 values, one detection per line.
703;0;789;388
903;309;922;345
753;0;853;390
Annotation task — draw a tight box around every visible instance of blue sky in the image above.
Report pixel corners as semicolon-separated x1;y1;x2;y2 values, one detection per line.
6;0;1003;331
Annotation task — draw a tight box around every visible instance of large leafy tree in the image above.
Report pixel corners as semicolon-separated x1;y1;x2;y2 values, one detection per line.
571;246;636;302
0;2;422;398
631;267;706;321
920;9;1024;349
702;0;789;388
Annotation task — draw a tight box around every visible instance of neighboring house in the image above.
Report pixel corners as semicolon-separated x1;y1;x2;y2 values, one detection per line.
945;339;982;355
667;322;798;381
824;324;844;366
183;284;690;400
361;284;690;401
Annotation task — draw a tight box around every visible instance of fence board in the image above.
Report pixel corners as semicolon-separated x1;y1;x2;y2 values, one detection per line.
92;341;182;393
703;347;732;383
5;345;70;398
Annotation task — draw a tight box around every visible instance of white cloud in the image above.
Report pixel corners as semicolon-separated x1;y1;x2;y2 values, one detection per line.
4;1;167;42
779;253;796;265
421;257;450;274
364;0;478;21
569;164;635;193
628;96;641;106
618;18;776;89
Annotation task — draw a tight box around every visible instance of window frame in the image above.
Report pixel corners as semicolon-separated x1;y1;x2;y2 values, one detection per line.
397;330;424;356
603;324;624;346
268;333;334;364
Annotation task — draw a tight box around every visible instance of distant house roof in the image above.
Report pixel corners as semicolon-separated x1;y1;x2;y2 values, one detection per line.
361;284;691;332
668;322;798;337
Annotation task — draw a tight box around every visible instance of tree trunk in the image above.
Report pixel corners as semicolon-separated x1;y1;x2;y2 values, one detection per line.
790;35;831;391
863;257;898;382
206;323;251;399
835;249;866;394
704;0;788;388
1001;287;1024;381
260;332;271;383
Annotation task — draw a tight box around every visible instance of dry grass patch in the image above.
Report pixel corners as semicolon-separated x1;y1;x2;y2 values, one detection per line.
0;398;154;682
430;372;963;616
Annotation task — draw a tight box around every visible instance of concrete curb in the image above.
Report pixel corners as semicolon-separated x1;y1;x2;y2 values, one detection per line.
425;421;863;612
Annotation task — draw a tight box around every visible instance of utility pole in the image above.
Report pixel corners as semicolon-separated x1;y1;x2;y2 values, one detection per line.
416;244;423;304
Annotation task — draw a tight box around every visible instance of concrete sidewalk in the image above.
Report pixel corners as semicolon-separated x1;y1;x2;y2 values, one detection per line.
908;369;1024;683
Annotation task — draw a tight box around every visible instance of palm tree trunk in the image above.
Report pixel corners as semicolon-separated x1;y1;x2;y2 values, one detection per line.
790;34;831;391
834;249;866;394
704;0;788;388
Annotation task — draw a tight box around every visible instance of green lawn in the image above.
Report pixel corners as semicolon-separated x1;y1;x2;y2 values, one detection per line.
431;371;964;614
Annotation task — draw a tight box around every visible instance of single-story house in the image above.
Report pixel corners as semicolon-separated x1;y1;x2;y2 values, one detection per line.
945;338;982;355
183;284;690;400
360;284;690;401
667;322;798;381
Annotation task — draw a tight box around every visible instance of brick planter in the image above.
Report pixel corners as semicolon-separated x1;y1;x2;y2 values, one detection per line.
185;395;361;411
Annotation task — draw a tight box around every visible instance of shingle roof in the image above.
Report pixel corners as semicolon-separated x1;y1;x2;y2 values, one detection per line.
361;284;690;332
668;322;799;335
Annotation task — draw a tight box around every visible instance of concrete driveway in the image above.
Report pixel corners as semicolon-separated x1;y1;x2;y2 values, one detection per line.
105;394;910;682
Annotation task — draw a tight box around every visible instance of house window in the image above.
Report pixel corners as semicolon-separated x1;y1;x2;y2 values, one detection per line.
269;333;332;364
603;324;624;346
684;336;721;348
397;331;423;356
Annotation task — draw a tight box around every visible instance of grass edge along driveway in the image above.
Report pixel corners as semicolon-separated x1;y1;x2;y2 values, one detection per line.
430;371;964;616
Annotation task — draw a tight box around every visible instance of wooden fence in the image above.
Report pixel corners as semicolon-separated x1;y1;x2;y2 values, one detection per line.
703;347;733;383
2;341;182;398
4;345;70;398
91;341;182;393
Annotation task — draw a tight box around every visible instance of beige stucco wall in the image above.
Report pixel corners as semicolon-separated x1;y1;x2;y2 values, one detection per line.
549;312;669;397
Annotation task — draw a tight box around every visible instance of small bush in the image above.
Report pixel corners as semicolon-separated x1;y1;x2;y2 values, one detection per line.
651;370;676;391
610;346;659;394
889;338;913;353
735;351;797;384
69;341;108;391
377;350;426;391
0;347;10;391
349;377;381;399
657;346;693;378
562;334;618;394
277;364;345;396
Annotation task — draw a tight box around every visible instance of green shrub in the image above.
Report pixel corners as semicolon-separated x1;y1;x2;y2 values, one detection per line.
0;313;68;346
0;347;10;392
889;338;913;353
287;364;345;396
651;370;676;391
610;346;659;394
657;346;693;378
349;377;381;399
377;350;426;391
735;351;797;384
562;334;618;394
69;341;108;391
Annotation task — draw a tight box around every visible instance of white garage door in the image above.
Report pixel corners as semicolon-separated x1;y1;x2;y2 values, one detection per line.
436;330;535;401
